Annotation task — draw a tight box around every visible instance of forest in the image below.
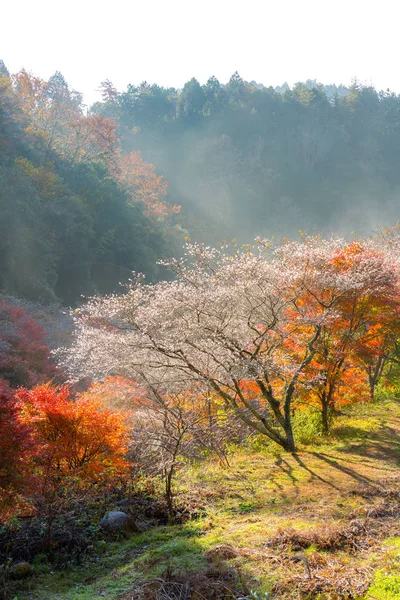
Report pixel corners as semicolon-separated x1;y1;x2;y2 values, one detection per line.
1;60;400;600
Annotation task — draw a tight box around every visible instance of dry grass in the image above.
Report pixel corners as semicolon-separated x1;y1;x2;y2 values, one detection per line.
9;398;400;600
175;399;400;599
117;401;400;599
121;566;245;600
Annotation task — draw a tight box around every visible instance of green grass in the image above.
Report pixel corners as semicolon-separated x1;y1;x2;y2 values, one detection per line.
10;524;208;599
9;398;400;600
364;539;400;599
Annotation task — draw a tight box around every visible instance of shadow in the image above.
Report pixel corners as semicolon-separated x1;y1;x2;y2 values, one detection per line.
311;449;395;474
291;453;340;490
274;456;299;485
264;456;303;500
309;451;375;486
332;424;400;467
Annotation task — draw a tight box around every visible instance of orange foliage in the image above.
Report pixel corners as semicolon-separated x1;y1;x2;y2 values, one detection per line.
11;70;179;222
112;150;180;219
68;114;117;163
277;241;400;414
0;382;132;522
12;70;117;163
0;379;34;522
16;384;130;486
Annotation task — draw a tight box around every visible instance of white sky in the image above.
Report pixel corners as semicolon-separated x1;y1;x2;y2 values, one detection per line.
2;0;399;105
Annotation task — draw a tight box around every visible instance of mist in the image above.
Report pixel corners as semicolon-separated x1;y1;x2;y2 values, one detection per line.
2;63;400;306
95;75;400;248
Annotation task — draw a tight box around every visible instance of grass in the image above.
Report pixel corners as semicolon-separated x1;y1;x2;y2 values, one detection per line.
9;525;208;599
364;538;400;599
9;398;400;599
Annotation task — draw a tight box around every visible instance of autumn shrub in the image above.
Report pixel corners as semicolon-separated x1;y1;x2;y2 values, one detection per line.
0;301;58;388
15;383;131;490
0;379;33;523
0;383;133;558
1;380;185;566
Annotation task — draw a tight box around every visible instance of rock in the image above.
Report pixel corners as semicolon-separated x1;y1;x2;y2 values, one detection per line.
100;510;139;533
11;561;33;579
205;543;238;560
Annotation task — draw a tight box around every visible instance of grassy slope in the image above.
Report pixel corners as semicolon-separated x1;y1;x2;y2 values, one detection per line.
11;399;400;600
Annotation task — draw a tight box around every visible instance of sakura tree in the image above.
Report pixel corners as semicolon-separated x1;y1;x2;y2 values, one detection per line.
63;236;400;452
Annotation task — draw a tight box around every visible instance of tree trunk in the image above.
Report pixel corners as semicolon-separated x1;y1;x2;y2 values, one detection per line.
165;465;175;524
283;425;296;452
368;375;376;402
321;391;330;435
368;356;386;401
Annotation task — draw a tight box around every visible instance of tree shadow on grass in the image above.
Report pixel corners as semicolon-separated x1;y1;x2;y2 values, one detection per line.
268;454;339;496
274;456;299;486
332;424;400;466
291;453;341;491
307;451;375;487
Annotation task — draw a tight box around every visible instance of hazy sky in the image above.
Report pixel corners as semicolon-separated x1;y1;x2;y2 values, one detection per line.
2;0;399;105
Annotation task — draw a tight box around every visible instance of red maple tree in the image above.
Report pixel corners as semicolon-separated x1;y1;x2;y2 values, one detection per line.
0;301;58;388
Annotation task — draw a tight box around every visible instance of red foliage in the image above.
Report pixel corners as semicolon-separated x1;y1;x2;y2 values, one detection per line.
0;381;131;523
0;379;33;522
0;300;58;388
16;384;130;486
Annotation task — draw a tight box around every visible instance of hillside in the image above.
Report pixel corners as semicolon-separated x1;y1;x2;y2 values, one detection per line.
5;62;400;302
10;397;400;600
94;76;400;242
0;64;181;305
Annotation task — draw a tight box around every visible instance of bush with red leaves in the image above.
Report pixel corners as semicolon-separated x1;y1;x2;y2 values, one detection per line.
0;378;34;521
0;300;58;388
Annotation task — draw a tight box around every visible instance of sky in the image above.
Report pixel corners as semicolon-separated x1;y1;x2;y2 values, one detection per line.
2;0;400;105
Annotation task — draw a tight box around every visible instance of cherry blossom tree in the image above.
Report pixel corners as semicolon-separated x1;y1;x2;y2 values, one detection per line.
63;237;400;452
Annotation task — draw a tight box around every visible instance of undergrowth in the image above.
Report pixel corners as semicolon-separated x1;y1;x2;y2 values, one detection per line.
6;398;400;600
